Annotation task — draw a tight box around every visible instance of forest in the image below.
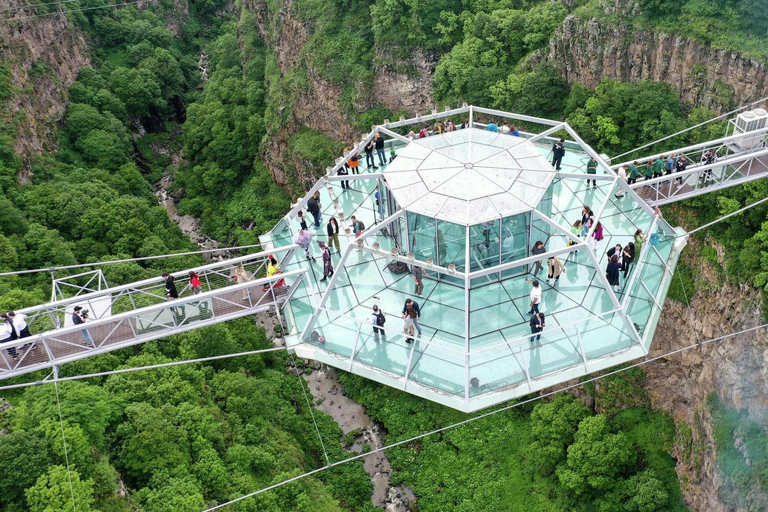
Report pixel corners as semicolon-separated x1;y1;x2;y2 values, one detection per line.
1;0;768;510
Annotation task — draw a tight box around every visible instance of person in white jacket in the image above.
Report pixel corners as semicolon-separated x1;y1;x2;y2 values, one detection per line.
0;314;17;360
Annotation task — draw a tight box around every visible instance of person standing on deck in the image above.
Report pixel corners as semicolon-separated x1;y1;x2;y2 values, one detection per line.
525;279;542;315
529;313;545;343
552;139;565;170
586;156;598;188
402;298;422;337
365;138;377;169
73;306;95;348
375;133;386;167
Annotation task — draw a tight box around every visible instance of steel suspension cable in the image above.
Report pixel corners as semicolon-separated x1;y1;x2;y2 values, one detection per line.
0;0;157;21
54;376;78;512
0;242;266;277
0;346;287;392
201;322;768;511
610;94;768;162
677;194;768;238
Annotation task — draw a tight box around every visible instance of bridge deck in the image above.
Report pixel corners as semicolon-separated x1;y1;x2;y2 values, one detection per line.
630;151;768;205
0;248;306;381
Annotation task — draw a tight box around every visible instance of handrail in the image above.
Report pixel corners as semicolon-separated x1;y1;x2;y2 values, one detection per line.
1;268;308;352
15;244;299;314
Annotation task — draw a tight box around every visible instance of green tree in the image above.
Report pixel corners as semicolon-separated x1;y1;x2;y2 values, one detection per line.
556;415;636;497
622;470;670;512
25;465;96;512
0;431;52;508
528;394;592;475
109;67;162;119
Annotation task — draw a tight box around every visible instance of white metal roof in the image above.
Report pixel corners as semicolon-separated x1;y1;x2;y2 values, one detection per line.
384;128;556;225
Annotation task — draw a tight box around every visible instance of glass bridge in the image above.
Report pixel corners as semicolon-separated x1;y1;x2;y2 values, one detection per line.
265;107;697;412
4;105;767;412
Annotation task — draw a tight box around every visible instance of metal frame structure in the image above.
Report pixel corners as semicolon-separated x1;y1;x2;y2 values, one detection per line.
281;107;688;412
0;246;306;381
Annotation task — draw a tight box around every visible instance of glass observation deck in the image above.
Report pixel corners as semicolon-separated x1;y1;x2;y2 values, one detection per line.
261;106;687;413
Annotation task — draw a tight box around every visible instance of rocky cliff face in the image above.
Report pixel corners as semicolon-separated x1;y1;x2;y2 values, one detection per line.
643;240;768;511
534;12;768;112
246;0;434;190
0;2;91;166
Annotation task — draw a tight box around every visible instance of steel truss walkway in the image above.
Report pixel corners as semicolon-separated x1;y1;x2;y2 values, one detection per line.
610;129;768;205
0;246;307;381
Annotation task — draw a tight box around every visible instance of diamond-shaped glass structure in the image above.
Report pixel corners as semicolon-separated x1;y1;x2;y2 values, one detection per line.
262;106;687;412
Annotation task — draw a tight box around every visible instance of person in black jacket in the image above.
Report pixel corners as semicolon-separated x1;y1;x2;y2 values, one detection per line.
337;161;349;189
307;195;321;227
529;313;545;343
73;306;95;348
606;243;622;261
365;139;377;169
402;298;422;336
552;139;565;170
162;272;184;317
606;254;622;292
621;242;635;278
375;133;386;166
163;273;178;299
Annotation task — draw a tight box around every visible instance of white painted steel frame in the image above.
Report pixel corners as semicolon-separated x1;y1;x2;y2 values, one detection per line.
0;269;307;381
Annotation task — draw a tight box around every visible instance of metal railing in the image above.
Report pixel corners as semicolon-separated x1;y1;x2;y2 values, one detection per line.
0;247;304;380
628;147;768;205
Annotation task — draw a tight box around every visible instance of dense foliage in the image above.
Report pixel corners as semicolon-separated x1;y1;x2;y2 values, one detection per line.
338;372;686;512
0;320;374;512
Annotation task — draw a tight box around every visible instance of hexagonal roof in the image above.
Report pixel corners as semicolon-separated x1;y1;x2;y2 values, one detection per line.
384;128;556;225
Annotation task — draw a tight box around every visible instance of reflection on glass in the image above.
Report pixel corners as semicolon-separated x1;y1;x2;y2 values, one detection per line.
500;212;530;279
469;219;500;273
407;212;436;262
437;219;466;285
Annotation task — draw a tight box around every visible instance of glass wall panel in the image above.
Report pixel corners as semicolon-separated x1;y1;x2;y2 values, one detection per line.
469;219;500;287
437;219;466;285
500;211;530;279
407;212;437;263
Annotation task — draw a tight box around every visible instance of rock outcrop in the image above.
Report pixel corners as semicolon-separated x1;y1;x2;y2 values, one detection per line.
643;240;768;511
246;0;434;189
0;2;91;164
534;12;768;112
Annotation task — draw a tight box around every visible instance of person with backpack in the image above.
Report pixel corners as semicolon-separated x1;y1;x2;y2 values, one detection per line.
350;215;365;237
419;125;428;138
319;241;333;282
370;301;386;341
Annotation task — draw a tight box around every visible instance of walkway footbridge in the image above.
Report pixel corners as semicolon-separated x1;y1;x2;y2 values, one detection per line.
3;105;767;411
0;246;308;381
